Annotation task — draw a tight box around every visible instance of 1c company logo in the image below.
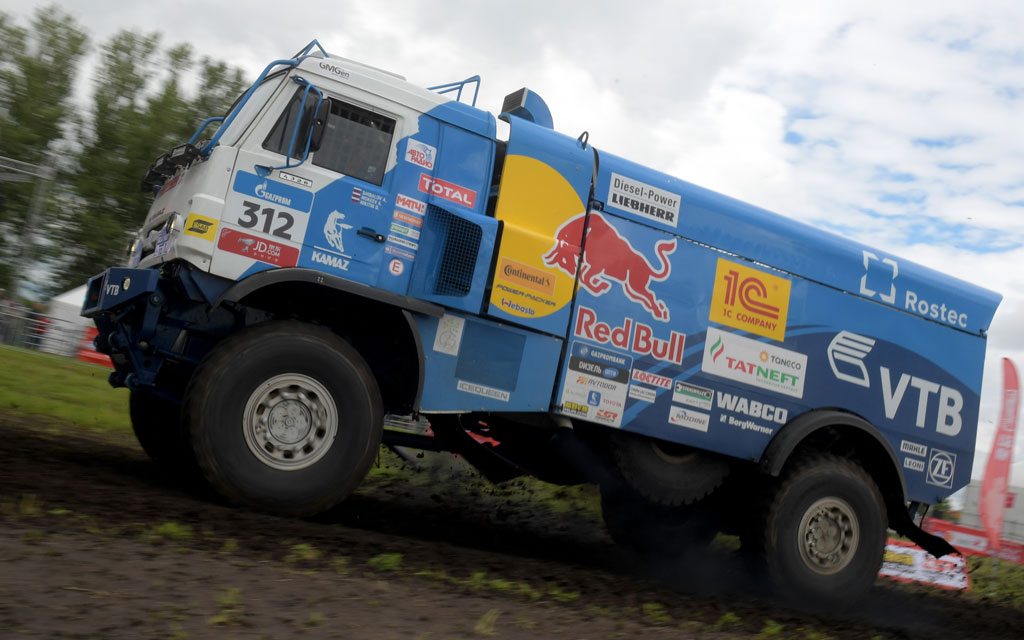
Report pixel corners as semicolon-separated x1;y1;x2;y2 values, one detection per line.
708;258;791;341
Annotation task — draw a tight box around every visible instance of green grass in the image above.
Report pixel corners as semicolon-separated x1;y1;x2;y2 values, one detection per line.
0;347;129;432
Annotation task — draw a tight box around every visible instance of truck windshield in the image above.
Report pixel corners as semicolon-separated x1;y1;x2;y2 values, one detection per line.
215;70;290;149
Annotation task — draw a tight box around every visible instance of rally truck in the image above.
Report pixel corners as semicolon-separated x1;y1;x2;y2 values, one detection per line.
82;41;1001;602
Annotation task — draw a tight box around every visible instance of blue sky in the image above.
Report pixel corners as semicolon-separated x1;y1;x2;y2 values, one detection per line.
3;0;1022;483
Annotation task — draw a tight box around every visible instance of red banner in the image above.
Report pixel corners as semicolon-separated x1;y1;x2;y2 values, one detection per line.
980;359;1020;550
922;517;1024;565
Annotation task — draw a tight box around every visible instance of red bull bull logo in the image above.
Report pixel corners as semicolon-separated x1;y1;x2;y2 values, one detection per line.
543;212;675;321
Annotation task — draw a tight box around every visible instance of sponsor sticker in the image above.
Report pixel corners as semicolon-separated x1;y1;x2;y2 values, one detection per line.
632;368;673;390
904;458;926;472
607;172;680;227
232;171;313;212
389;222;420;240
458;380;510;402
388;234;419;251
498;257;556;296
385;245;416;260
574;306;685;365
715;391;788;424
673;381;714;411
709;258;791;342
388;259;404;276
668;406;710;432
310;249;350;272
395;194;427;215
393;210;423;228
900;440;928;457
926;449;956;488
418;173;477;208
217;227;299;267
560;342;632;427
701;327;807;398
432;314;465;356
628;385;657;403
184;213;218;241
404;140;437;169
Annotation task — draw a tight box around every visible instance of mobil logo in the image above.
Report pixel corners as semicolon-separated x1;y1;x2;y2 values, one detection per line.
543;212;676;322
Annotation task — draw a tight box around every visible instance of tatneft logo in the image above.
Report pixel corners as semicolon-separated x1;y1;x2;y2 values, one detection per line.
827;331;876;388
926;449;956;488
859;250;968;328
709;258;791;342
701;327;807;398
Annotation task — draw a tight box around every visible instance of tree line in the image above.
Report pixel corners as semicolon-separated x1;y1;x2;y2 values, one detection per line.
0;5;248;299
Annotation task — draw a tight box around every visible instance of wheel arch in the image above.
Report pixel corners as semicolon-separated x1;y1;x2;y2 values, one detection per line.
760;409;907;519
212;268;441;414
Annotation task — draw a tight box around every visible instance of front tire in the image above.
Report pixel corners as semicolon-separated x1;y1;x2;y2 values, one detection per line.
762;454;886;604
185;321;383;517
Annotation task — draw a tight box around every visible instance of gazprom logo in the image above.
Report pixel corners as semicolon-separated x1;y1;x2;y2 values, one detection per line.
232;171;313;213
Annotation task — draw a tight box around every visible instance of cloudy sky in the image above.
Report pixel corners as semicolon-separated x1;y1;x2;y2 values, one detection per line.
4;0;1023;485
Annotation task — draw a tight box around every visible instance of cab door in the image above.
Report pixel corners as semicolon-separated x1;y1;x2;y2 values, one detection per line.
215;78;405;288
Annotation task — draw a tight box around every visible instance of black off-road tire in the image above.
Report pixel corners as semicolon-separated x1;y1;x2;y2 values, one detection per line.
600;484;719;557
184;321;383;517
129;390;195;474
762;454;886;605
611;432;731;507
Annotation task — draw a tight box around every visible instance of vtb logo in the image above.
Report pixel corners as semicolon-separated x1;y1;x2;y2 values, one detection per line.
708;258;791;341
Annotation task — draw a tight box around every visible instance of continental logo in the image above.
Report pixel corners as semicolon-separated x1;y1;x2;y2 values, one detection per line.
183;214;218;241
709;258;791;341
498;257;555;296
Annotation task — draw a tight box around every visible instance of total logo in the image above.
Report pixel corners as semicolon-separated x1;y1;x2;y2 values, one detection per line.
418;174;476;208
545;212;675;322
859;250;968;328
826;330;964;436
574;305;685;365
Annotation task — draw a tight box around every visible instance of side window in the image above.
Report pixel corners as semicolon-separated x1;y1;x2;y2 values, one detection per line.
313;99;396;186
262;90;316;160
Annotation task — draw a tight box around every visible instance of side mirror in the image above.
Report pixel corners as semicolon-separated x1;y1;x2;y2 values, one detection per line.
308;99;330;151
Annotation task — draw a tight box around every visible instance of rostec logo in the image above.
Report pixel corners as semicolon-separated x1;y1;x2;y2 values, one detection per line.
709;258;791;341
701;327;807;398
926;449;956;488
860;250;898;304
418;174;477;208
827;331;876;388
404;140;436;169
545;212;676;321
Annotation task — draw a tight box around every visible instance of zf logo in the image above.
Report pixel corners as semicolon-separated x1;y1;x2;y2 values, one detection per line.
926;449;956;489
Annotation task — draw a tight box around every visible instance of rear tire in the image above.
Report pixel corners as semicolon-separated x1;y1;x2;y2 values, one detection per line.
185;321;383;517
762;454;886;605
600;484;718;557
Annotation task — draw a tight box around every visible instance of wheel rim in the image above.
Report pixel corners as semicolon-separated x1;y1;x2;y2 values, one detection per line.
242;374;338;471
797;497;859;575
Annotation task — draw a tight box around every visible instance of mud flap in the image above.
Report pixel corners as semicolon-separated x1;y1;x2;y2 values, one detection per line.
889;504;959;558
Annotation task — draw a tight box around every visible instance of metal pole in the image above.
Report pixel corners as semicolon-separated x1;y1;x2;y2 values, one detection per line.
1;154;56;301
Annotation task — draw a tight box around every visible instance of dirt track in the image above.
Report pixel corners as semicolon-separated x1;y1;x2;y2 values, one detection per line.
1;415;1022;639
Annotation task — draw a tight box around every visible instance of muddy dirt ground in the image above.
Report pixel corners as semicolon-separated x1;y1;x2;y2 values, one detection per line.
1;415;1022;639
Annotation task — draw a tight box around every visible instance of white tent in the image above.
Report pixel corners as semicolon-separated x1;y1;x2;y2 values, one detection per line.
40;284;91;356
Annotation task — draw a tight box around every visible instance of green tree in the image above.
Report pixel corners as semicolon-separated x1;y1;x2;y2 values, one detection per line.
0;6;87;294
52;31;246;291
